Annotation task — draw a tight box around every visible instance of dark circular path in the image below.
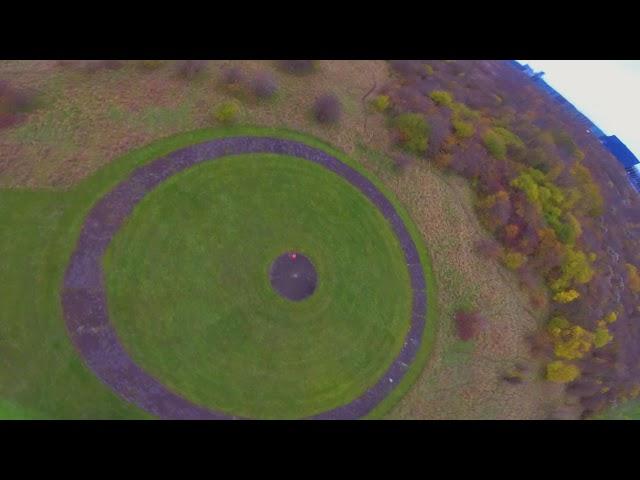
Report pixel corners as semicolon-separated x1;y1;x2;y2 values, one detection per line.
269;252;318;301
61;136;428;419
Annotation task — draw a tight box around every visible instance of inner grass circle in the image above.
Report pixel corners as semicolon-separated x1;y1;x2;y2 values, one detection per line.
103;153;413;419
269;252;318;301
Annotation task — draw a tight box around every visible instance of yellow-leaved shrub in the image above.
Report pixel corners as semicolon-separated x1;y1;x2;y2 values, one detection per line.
546;361;580;383
553;289;580;303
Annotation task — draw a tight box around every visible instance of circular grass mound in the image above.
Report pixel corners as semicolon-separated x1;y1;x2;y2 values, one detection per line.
104;154;411;418
61;127;437;419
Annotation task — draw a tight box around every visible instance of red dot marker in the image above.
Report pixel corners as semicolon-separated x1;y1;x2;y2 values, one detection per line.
290;253;297;260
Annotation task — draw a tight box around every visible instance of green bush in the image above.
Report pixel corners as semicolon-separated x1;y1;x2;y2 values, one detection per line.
482;127;524;160
213;101;241;124
571;162;604;217
494;126;525;149
594;326;614;348
483;130;507;159
547;315;571;332
452;102;480;121
552;129;581;158
503;251;527;270
549;246;595;292
430;90;454;108
393;113;430;155
371;94;390;112
509;166;581;245
452;119;475;139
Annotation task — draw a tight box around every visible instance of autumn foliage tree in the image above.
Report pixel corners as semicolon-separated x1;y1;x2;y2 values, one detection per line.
313;94;342;124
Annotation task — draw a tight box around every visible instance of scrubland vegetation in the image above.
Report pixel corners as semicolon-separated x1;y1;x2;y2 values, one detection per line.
374;60;640;418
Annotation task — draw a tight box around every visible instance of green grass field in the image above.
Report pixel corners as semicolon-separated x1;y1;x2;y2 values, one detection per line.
0;126;438;419
594;399;640;420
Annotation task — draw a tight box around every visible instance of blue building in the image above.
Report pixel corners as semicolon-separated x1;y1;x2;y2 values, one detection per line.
601;135;640;192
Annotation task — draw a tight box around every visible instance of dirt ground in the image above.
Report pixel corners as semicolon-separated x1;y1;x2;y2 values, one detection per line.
0;60;571;418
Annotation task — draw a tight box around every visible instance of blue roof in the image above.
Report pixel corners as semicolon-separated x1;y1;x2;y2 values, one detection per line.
602;135;639;168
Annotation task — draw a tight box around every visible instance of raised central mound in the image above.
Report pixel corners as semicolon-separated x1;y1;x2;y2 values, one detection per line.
269;253;318;301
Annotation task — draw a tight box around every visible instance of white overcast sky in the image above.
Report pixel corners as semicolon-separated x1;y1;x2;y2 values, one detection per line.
518;60;640;158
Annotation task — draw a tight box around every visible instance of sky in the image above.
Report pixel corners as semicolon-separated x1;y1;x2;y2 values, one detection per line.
518;60;640;159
